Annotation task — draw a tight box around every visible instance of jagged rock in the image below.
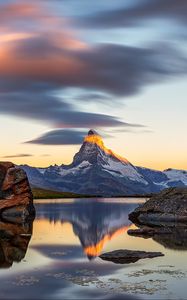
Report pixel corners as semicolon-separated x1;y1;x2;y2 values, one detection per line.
129;187;187;226
0;162;35;221
99;249;164;264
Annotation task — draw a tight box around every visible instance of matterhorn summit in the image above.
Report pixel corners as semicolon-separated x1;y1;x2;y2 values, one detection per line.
71;129;147;185
21;129;187;196
72;129;128;166
72;129;106;165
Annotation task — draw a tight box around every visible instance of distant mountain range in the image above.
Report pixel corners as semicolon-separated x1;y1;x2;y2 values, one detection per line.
21;129;187;196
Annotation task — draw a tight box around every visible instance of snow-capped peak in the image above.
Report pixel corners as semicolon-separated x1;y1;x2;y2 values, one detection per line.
20;129;187;196
70;129;148;184
164;168;187;185
72;129;130;166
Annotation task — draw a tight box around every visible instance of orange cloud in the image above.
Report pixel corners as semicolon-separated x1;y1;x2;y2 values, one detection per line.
0;0;88;82
0;45;84;81
0;2;41;27
0;33;34;43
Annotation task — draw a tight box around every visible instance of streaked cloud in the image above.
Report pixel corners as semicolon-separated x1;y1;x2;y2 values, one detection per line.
26;124;145;145
2;153;33;158
0;0;187;145
77;0;187;29
26;129;86;145
1;37;186;96
0;92;127;128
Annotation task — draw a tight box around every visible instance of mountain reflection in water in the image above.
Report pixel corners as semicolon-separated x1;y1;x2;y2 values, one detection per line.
1;198;187;269
1;199;187;300
34;199;140;259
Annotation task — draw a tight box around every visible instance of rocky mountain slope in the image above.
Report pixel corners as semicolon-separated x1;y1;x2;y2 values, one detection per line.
21;129;187;196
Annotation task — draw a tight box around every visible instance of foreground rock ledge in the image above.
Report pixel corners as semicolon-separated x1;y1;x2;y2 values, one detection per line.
0;162;35;221
99;249;164;264
129;187;187;226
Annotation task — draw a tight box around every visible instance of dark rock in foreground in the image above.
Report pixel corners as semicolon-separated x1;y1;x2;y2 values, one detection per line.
129;187;187;226
99;249;164;264
0;162;35;222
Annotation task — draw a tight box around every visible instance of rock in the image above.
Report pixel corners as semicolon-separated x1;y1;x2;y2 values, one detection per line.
129;187;187;226
0;162;35;221
128;226;187;250
0;219;33;268
127;227;169;238
152;226;187;250
127;226;174;237
99;249;164;264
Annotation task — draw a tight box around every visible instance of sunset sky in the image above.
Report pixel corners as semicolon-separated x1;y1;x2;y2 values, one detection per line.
0;0;187;170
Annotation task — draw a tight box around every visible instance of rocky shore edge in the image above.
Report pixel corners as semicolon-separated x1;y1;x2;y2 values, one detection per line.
129;187;187;226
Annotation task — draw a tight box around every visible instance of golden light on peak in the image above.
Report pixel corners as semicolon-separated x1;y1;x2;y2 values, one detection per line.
84;131;129;164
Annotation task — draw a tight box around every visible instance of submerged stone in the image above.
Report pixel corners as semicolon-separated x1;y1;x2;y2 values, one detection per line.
99;249;164;264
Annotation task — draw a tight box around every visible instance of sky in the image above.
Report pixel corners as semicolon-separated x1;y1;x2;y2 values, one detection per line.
0;0;187;170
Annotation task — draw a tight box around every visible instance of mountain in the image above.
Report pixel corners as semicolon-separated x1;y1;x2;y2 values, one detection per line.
137;167;187;189
21;129;187;196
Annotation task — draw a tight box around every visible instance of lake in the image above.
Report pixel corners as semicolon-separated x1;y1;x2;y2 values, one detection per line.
0;198;187;299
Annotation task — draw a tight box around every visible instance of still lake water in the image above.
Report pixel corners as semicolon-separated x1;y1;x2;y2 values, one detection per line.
0;198;187;299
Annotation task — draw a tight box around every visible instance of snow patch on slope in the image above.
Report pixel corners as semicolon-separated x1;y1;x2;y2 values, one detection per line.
164;169;187;185
59;160;92;176
37;168;47;175
102;156;148;184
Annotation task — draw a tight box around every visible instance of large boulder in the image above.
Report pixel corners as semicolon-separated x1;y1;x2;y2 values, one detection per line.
129;187;187;226
0;162;35;221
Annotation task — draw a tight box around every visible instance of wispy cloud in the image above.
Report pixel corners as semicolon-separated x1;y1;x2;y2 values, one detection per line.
1;153;33;158
25;122;148;145
0;0;186;141
25;129;86;145
77;0;187;29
